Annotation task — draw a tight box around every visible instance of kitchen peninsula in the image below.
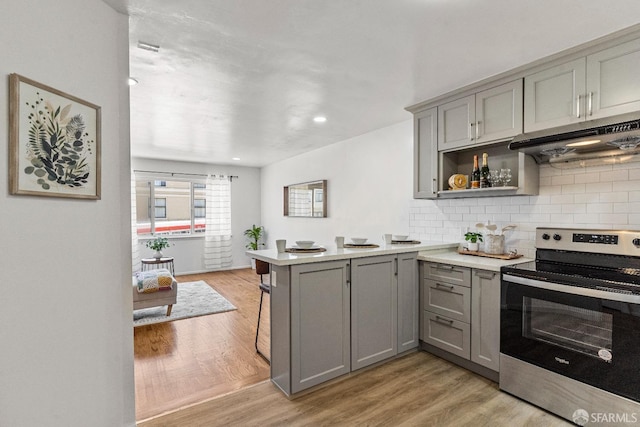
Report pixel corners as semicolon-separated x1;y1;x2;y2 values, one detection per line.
247;241;458;396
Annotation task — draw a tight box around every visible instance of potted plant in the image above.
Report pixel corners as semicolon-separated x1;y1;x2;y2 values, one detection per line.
146;236;171;259
464;231;483;252
244;224;265;250
244;225;265;269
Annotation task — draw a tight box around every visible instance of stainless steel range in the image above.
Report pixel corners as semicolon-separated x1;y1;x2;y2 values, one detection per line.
500;227;640;426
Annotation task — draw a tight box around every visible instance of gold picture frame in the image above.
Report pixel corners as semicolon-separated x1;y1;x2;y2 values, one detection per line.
9;73;101;199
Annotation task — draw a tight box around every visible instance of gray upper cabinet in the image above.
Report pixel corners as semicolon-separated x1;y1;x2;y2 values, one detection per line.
587;38;640;119
397;252;419;353
524;58;586;132
470;269;500;372
290;260;350;393
476;80;523;143
350;255;397;371
438;80;523;151
437;94;475;151
525;37;640;132
413;107;438;199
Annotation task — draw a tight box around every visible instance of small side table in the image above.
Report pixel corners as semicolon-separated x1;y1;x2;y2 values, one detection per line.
141;257;175;277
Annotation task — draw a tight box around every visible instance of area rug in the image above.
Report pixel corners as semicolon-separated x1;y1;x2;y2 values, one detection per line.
133;280;236;327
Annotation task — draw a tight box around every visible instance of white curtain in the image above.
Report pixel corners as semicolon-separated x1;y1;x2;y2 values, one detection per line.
203;175;232;269
131;170;141;273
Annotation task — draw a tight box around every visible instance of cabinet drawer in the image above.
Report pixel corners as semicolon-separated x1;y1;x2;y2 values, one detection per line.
424;262;471;287
423;279;470;323
422;311;470;360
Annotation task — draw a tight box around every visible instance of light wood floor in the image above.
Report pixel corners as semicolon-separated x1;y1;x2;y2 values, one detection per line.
134;268;271;422
138;351;572;427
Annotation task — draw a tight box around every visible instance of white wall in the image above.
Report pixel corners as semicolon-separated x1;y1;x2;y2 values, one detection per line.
261;120;414;248
131;158;262;272
0;2;134;427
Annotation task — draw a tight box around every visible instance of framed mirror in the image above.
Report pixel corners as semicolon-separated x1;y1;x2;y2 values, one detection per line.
284;180;327;217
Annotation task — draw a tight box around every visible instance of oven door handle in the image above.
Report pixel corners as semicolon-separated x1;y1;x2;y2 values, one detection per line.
503;273;640;304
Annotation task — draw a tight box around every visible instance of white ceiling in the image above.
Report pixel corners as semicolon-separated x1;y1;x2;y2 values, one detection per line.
103;0;640;168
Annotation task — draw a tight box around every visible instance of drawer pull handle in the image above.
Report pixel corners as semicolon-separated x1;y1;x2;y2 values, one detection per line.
435;282;455;290
475;272;496;280
435;264;455;271
435;316;454;325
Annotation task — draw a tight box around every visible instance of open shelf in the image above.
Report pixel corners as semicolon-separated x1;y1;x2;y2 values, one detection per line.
439;142;538;198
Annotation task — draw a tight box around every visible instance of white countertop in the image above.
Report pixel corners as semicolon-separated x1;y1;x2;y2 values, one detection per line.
247;241;459;266
418;250;533;272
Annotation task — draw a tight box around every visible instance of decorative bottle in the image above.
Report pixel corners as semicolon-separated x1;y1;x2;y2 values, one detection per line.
480;152;491;188
471;155;480;189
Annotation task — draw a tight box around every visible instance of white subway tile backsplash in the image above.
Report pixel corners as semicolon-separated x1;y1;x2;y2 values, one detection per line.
574;173;601;184
550;194;572;204
614;180;640;192
628;214;640;227
561;183;586;194
539;185;562;195
614;203;631;213
587;203;613;214
551;174;575;186
574;193;599;204
629;191;640;202
630;169;640;180
573;213;600;224
600;169;629;182
598;213;628;225
539;176;552;187
550;214;576;224
589;182;614;193
599;192;628;203
409;163;640;259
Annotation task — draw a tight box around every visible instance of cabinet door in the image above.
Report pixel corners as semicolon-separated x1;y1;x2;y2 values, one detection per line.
587;38;640;119
476;80;523;143
470;269;500;372
397;252;419;353
437;95;475;151
351;255;397;371
414;107;438;199
524;58;586;132
291;260;350;393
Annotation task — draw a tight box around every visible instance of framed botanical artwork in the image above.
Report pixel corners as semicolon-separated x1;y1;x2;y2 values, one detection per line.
9;73;101;199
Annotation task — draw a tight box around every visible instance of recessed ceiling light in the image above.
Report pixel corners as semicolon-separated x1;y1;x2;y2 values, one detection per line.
137;41;160;53
566;139;601;147
127;77;139;86
313;116;327;123
232;157;241;161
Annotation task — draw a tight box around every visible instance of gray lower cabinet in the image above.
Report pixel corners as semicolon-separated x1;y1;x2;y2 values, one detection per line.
421;263;472;359
271;252;420;395
470;269;500;371
271;260;351;395
420;261;500;377
351;255;397;370
397;252;419;353
351;252;420;371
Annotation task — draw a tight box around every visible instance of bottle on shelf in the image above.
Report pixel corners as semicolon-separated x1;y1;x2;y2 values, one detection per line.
480;152;491;188
471;155;480;188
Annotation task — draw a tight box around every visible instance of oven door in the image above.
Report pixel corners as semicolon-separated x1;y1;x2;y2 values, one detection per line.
501;273;640;403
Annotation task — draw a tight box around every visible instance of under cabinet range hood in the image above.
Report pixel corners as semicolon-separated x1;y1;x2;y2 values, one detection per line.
508;112;640;165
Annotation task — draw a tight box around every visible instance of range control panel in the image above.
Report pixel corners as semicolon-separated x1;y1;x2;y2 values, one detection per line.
572;233;619;245
536;228;640;256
